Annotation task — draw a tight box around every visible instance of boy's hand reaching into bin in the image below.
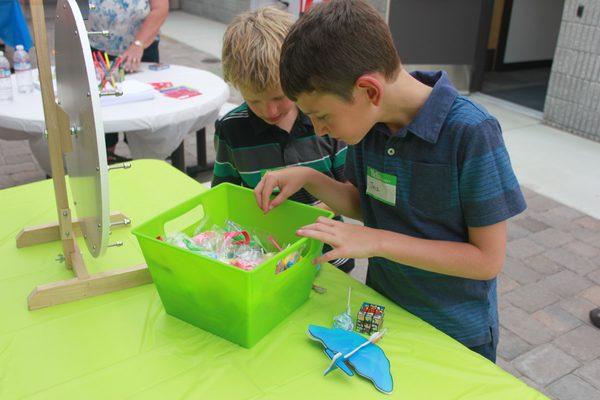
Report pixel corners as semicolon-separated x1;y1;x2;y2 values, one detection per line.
254;167;313;213
254;166;363;220
297;217;381;264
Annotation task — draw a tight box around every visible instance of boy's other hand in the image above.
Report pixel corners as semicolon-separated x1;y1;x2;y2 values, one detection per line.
297;217;380;264
254;167;312;213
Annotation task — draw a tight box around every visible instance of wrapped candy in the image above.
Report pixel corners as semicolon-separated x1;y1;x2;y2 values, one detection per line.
275;248;303;274
191;231;216;245
164;232;191;250
333;287;355;331
162;218;306;274
164;219;281;272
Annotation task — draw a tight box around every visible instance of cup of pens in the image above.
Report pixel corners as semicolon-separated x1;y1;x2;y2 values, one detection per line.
92;50;124;92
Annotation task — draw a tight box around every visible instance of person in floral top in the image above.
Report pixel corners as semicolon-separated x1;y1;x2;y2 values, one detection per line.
88;0;168;162
89;0;168;72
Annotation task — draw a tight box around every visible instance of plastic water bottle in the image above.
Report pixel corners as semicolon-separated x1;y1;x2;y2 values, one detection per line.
0;51;12;101
13;44;33;93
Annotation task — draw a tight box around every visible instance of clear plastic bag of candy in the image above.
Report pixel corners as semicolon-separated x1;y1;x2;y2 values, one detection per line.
162;217;305;273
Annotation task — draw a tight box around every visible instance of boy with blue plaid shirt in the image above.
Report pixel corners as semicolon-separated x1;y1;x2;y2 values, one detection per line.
254;0;526;362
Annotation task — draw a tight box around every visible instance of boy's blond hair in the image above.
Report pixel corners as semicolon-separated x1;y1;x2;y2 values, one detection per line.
222;7;294;93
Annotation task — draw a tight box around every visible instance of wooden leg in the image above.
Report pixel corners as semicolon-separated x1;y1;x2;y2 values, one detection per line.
16;211;131;248
69;243;89;279
196;127;207;167
29;0;75;267
169;142;185;172
27;263;152;310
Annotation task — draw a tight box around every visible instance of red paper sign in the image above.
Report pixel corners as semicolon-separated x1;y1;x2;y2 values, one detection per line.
160;86;202;100
150;81;174;91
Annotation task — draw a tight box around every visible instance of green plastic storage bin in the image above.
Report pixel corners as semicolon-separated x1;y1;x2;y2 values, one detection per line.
132;183;333;348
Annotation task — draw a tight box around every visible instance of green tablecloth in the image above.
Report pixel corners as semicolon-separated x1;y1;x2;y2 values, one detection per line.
0;160;547;399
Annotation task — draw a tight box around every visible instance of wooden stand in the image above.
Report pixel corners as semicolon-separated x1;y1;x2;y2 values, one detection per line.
19;0;151;311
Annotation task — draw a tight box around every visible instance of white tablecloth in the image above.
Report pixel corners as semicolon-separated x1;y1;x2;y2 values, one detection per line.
0;64;230;174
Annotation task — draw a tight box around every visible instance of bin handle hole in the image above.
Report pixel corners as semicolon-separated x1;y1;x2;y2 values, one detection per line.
164;203;206;236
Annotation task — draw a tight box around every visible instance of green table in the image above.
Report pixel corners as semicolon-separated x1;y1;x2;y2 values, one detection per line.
0;160;547;399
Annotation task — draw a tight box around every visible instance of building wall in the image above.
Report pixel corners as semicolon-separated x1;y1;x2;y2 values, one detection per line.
181;0;248;24
181;0;388;24
545;0;600;142
367;0;388;18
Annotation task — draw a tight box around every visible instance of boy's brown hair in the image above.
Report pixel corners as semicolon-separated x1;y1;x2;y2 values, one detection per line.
222;6;294;93
280;0;401;101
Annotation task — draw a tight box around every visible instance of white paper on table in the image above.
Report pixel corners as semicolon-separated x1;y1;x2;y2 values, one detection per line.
100;80;156;107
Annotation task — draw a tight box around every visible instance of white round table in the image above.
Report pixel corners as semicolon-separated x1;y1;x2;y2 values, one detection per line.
0;64;229;174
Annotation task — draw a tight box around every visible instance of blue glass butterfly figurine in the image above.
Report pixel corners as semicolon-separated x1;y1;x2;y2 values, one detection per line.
307;324;393;394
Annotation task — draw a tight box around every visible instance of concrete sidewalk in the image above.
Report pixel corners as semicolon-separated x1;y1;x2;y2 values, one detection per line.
1;10;599;399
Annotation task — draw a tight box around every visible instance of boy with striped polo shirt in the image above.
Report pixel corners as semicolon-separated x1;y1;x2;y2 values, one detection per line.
212;7;354;272
254;0;526;362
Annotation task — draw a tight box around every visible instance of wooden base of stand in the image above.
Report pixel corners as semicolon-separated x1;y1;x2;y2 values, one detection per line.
18;211;152;310
27;259;150;310
17;211;128;248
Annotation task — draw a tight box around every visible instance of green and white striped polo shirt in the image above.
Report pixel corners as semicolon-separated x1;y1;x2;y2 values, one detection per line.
211;103;347;206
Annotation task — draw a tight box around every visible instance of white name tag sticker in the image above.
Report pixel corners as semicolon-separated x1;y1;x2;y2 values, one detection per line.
366;166;397;206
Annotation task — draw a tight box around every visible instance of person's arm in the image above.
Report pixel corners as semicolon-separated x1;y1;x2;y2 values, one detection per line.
297;217;506;280
329;138;348;183
121;0;169;72
298;117;525;280
313;137;347;213
254;166;362;220
211;119;242;187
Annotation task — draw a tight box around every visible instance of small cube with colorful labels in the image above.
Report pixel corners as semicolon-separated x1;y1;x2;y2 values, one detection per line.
356;302;385;334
